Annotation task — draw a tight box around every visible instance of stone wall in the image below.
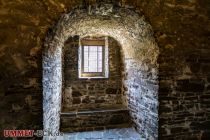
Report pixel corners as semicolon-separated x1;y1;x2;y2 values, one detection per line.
0;0;209;140
60;109;132;132
62;36;126;111
141;0;210;139
60;35;130;133
43;3;159;140
125;58;159;139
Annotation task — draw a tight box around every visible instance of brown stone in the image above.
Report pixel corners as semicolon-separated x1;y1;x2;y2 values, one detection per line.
95;99;105;103
72;91;82;97
73;98;81;104
82;97;91;104
176;79;205;92
63;36;124;110
106;88;118;94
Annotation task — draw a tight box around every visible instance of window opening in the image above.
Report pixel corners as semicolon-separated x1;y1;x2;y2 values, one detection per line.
79;36;109;78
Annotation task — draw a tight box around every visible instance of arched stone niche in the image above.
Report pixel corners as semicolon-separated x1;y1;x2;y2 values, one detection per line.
43;3;159;140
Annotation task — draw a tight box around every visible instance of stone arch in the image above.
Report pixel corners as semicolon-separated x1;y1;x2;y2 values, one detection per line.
43;4;159;140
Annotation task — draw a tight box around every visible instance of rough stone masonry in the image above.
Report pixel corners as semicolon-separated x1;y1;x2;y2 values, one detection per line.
43;2;158;140
0;0;209;140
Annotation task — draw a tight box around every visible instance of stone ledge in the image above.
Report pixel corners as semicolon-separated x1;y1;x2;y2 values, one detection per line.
61;108;129;117
60;107;132;132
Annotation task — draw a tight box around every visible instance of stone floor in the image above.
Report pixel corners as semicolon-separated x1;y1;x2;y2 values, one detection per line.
62;128;145;140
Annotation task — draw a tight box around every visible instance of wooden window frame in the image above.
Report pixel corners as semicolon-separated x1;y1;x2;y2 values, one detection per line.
79;37;109;79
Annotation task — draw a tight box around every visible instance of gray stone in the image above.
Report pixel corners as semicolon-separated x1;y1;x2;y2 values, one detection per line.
43;3;159;140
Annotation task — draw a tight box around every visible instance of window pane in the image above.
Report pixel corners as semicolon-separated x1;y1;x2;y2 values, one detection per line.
84;46;89;51
98;51;102;60
98;46;102;51
84;54;89;61
84;67;89;72
83;45;104;73
98;50;103;72
89;46;97;52
98;60;102;67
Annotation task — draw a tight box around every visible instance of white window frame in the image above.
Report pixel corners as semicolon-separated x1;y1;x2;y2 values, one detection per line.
78;37;109;79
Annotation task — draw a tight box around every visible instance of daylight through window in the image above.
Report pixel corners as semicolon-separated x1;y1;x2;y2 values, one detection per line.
79;37;109;78
83;46;103;72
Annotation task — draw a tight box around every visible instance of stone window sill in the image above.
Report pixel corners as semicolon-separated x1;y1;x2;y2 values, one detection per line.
61;108;128;117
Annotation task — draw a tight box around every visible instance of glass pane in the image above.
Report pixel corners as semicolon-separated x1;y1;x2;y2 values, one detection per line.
98;46;102;51
98;61;102;66
84;46;89;51
82;45;104;73
98;51;102;60
89;54;97;60
84;67;89;72
89;60;97;72
89;46;97;52
84;53;89;60
98;68;102;72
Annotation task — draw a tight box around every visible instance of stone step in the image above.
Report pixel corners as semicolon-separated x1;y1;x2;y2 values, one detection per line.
60;109;132;132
